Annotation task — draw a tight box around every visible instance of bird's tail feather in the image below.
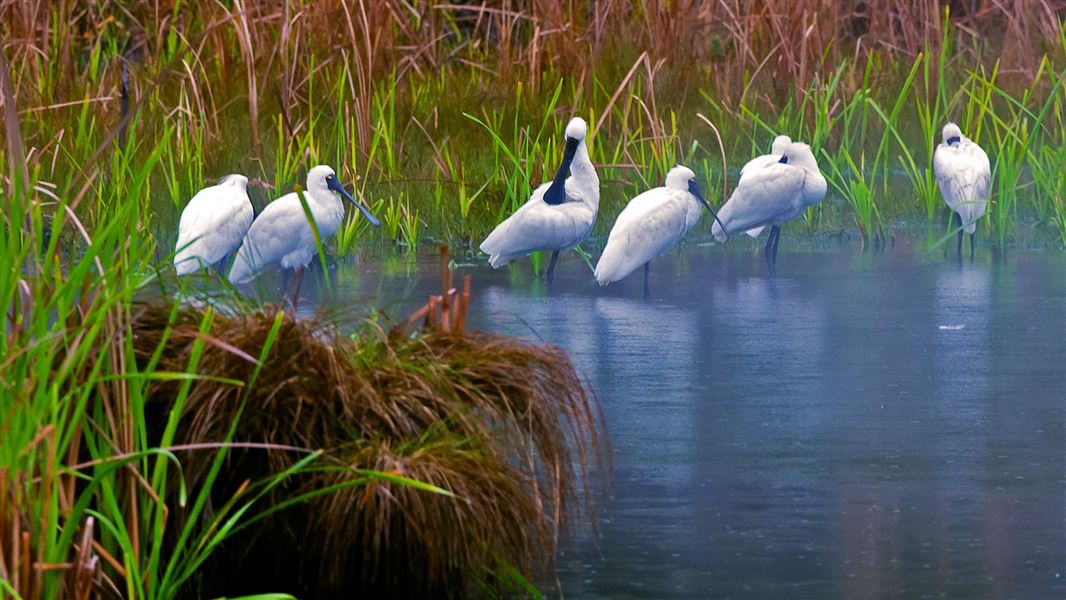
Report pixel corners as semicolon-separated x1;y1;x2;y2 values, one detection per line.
174;258;200;276
479;219;513;257
488;253;518;269
594;246;631;285
227;251;256;284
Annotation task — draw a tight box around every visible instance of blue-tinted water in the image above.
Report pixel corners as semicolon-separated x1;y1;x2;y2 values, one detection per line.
306;239;1066;599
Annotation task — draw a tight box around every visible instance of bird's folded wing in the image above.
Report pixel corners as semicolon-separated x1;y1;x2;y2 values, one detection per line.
718;165;805;234
231;199;304;277
175;187;251;259
507;203;589;253
934;145;991;212
596;193;687;282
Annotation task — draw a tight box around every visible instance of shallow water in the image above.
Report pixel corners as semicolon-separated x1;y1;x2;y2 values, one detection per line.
307;238;1066;599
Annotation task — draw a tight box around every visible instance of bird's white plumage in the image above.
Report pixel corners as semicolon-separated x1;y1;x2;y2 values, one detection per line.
229;165;349;284
739;135;793;178
933;122;990;234
712;142;826;242
480;117;599;267
480;180;597;267
594;166;703;285
739;135;792;238
174;174;253;275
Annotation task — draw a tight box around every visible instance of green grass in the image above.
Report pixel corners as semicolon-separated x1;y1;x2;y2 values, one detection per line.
0;114;296;599
19;18;1066;264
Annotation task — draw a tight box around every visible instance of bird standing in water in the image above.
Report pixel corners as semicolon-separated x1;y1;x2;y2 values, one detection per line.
595;165;726;297
229;165;380;305
712;141;827;275
174;174;254;276
480;117;600;284
737;134;792;239
933;122;991;260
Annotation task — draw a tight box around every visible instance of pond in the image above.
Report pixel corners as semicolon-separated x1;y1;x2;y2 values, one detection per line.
304;236;1066;599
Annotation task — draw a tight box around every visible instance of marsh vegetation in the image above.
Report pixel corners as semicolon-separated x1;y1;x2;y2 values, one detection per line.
3;1;1066;597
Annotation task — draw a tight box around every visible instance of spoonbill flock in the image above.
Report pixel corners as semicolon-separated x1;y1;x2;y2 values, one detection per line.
174;115;989;300
176;164;380;304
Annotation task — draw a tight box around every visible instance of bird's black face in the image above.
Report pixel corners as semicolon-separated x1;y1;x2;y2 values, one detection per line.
544;136;581;206
688;178;727;239
326;173;381;228
778;154;789;164
947;136;961;145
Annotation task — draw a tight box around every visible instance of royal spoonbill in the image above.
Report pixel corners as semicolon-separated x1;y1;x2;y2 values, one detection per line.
738;134;791;239
594;165;726;297
712;141;827;274
933;122;990;260
480;116;599;284
228;165;380;300
174;174;254;275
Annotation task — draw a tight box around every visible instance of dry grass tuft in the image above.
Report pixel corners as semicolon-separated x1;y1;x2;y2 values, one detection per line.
130;301;603;597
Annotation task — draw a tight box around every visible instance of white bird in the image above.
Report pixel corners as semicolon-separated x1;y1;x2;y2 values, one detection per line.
480;116;599;284
712;141;827;274
738;134;791;239
594;165;725;297
933;122;991;260
174;174;254;275
228;165;380;301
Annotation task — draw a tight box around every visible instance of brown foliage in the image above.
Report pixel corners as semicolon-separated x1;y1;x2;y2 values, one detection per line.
129;301;604;597
3;1;1062;152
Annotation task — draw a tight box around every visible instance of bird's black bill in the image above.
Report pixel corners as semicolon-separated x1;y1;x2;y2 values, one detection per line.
544;136;580;205
689;179;727;239
778;155;788;164
947;136;961;145
328;175;381;227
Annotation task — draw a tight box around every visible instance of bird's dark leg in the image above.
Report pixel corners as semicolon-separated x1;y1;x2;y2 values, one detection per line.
770;226;782;271
955;213;963;261
643;262;651;299
546;250;560;285
764;228;776;274
285;267;305;313
764;226;780;276
969;232;975;261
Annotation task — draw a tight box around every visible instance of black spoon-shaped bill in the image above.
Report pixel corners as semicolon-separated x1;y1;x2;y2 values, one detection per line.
327;175;381;227
688;179;727;239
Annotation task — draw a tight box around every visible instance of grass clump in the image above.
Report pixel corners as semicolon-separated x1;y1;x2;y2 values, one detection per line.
129;302;603;598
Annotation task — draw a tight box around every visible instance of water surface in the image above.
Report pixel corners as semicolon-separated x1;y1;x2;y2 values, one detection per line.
309;239;1066;599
